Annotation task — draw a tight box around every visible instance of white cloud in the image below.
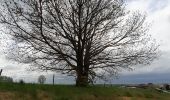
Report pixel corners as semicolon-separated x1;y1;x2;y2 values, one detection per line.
126;0;151;12
121;0;170;76
126;0;170;13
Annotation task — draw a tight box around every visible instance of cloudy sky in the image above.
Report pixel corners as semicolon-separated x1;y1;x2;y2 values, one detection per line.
0;0;170;84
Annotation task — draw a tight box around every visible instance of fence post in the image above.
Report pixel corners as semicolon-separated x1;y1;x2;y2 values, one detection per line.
53;74;55;85
0;69;2;76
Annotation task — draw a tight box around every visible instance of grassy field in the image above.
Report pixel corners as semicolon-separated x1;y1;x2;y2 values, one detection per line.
0;83;170;100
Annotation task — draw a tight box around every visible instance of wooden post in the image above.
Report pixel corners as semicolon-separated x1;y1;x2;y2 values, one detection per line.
0;69;2;76
53;74;55;85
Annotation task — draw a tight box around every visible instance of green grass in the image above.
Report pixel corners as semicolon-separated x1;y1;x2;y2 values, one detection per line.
0;83;170;100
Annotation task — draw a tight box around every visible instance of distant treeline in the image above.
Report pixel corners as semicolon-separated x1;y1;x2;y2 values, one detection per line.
0;76;13;83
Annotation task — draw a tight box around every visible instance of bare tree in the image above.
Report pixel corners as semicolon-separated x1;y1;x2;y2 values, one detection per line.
38;75;46;84
0;0;158;86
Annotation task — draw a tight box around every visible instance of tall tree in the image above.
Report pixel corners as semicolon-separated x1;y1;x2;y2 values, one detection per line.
0;0;158;86
38;75;46;84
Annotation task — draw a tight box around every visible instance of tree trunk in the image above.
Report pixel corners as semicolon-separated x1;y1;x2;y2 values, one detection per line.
76;72;88;87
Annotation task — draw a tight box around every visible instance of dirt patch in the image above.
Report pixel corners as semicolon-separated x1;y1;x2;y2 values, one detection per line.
37;91;51;100
0;92;15;100
119;96;152;100
121;96;131;100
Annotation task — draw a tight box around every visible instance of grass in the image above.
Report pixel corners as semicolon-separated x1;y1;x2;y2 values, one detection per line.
0;83;170;100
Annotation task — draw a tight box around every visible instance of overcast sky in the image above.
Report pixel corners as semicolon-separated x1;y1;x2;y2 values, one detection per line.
0;0;170;84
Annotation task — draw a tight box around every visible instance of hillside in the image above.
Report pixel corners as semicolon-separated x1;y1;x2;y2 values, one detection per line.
0;83;170;100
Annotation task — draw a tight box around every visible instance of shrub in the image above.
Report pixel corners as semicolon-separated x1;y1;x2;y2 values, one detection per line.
19;79;25;84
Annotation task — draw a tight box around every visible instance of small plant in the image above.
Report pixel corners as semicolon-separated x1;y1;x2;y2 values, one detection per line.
125;91;132;97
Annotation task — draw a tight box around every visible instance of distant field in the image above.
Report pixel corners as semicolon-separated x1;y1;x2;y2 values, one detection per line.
0;83;170;100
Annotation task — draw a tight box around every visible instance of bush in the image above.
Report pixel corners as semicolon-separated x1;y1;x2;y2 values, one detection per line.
165;84;170;90
19;79;25;84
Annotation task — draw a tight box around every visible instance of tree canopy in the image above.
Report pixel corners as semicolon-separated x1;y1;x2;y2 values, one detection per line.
0;0;158;86
38;75;46;84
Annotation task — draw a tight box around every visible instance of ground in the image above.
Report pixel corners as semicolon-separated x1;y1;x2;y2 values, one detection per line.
0;83;169;100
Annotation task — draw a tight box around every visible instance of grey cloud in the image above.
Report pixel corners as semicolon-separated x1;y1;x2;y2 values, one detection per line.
112;72;170;84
